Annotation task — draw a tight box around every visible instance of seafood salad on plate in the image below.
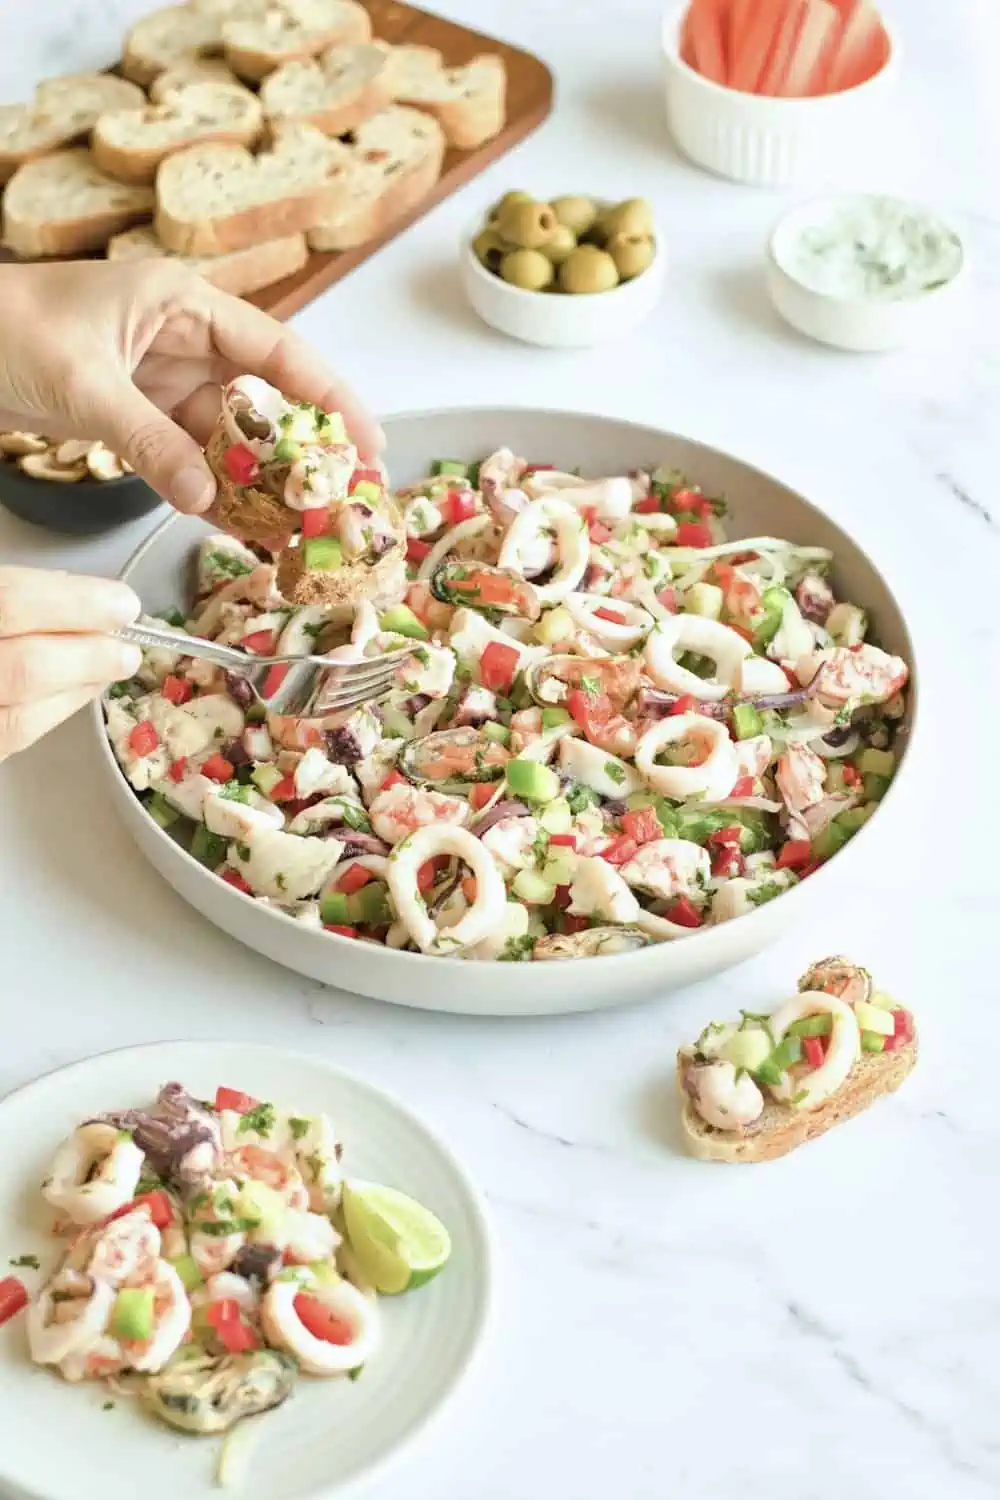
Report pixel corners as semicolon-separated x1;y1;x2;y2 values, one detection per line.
0;1082;450;1471
104;445;909;962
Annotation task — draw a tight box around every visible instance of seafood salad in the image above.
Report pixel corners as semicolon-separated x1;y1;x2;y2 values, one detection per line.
104;449;909;961
0;1082;450;1463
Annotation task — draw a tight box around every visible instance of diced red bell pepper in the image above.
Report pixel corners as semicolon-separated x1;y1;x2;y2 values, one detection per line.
634;495;661;514
162;674;193;706
589;520;613;544
215;1086;260;1113
405;537;432;563
672;487;712;518
802;1036;826;1070
549;833;577;849
600;835;638;867
129;721;159;757
202;752;235;783
567;687;613;742
841;764;862;787
242;629;276;656
206;1298;260;1353
561;913;589;934
108;1190;173;1230
656;585;678;613
220;867;253;894
730;776;754;799
417;857;440;894
621;806;661;846
797;858;825;880
301;508;331;538
710;846;745;879
777;840;812;871
675;522;713;548
336;863;372;894
707;824;743;849
261;664;290;698
324;924;358;938
480;641;520;694
461;874;477;903
666;895;703;928
0;1277;28;1329
380;770;407;792
883;1008;914;1052
168;757;188;783
293;1293;354;1345
553;885;573;909
594;605;626;624
442;490;478;525
270;774;298;802
526;463;556;472
223;443;260;487
468;783;495;811
349;467;382;492
669;694;695;716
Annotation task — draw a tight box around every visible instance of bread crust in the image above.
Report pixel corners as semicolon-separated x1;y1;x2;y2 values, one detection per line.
307;108;445;252
0;75;146;185
2;149;154;258
260;47;393;137
107;227;308;296
203;425;300;548
276;535;406;609
223;1;372;83
676;1034;918;1163
122;5;222;88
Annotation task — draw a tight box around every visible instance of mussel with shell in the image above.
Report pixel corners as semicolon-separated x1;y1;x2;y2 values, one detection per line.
399;726;511;786
533;926;652;960
431;561;541;621
141;1348;297;1435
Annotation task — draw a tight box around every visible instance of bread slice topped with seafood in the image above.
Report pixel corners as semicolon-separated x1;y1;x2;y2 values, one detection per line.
205;374;405;610
677;956;917;1162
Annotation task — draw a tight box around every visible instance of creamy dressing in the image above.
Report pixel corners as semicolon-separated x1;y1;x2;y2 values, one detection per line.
780;196;963;301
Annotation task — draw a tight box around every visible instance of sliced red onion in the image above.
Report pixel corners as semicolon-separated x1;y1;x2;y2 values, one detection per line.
339;833;389;857
223;738;251;769
224;671;256;711
471;798;531;835
324;726;364;764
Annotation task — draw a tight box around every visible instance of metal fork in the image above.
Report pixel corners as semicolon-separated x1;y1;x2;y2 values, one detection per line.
119;619;413;718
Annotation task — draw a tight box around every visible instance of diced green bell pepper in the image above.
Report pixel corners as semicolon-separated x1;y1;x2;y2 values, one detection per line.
302;537;343;572
191;824;227;869
731;703;763;740
111;1286;155;1342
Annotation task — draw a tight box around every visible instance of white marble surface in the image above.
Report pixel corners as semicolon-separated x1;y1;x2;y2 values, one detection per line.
1;1;1000;1497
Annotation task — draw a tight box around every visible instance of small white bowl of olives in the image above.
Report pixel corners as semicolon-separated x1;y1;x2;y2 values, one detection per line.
460;192;665;348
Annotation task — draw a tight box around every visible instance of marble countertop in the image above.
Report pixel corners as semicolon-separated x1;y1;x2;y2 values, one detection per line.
1;1;999;1497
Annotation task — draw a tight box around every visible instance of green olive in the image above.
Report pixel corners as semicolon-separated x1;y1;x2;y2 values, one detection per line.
549;195;599;238
488;190;534;224
494;199;559;250
558;245;619;295
606;231;656;280
540;223;577;266
472;228;509;273
600;198;655;240
500;248;554;292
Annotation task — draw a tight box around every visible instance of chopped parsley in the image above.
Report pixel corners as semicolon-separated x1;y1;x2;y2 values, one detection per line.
103;1401;115;1412
747;880;787;907
275;872;287;893
208;551;254;579
565;781;598;815
157;608;187;629
289;1116;311;1141
498;933;536;962
219;780;252;803
235;842;252;862
789;1089;809;1106
238;1101;276;1137
336;801;371;833
9;1254;40;1270
531;827;551;866
578;675;601;699
192;1218;260;1237
604;760;626;785
348;1365;364;1382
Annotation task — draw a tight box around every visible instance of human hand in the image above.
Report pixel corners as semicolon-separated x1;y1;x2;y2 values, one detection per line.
0;567;141;761
0;260;382;515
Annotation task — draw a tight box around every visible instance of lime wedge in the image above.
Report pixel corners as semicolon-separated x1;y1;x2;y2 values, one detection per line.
341;1180;451;1295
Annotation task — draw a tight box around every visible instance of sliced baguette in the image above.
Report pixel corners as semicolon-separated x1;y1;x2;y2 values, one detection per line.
0;73;146;185
260;42;391;135
3;149;155;258
149;58;243;103
203;425;300;547
122;4;224;88
307;105;445;252
380;46;507;149
155;122;352;256
107;225;308;296
276;534;406;609
676;1035;918;1164
93;83;264;186
223;0;372;84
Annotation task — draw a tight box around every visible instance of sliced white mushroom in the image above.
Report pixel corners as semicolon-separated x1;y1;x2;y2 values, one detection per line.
644;615;751;700
261;1275;377;1376
635;713;740;802
498;497;590;604
558;736;643;799
43;1123;145;1226
387;824;507;954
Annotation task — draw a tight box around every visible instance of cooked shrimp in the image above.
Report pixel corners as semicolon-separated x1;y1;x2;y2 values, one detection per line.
227;1146;310;1212
43;1124;145;1226
261;1275;377;1376
734;733;773;781
776;743;826;814
796;644;908;708
67;1204;161;1287
798;955;873;1008
619;839;710;900
280;1210;340;1265
634;714;740;802
480;816;543;875
369;782;470;846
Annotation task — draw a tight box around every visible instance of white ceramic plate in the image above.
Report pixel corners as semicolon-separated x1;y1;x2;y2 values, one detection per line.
90;407;916;1015
0;1043;492;1500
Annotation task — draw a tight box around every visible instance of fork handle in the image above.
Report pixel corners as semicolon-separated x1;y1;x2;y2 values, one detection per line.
118;619;254;672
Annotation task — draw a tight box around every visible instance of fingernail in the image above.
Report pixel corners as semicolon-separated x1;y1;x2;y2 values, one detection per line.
172;467;215;514
117;643;143;678
110;584;141;626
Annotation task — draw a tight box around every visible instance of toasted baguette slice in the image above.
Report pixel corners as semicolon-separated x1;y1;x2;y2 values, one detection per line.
676;1035;917;1164
223;0;372;84
107;225;308;296
307;105;445;252
260;42;391;135
0;73;146;185
203;426;300;547
380;47;506;149
122;4;224;88
3;149;154;258
155;122;352;256
276;535;406;609
149;58;243;103
93;83;263;186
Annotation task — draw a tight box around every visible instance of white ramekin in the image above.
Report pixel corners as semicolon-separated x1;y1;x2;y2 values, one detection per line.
660;3;897;188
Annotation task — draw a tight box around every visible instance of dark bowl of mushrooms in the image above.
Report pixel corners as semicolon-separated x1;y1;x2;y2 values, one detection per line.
0;431;163;536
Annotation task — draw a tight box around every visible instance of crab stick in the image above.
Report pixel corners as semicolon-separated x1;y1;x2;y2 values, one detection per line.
777;0;840;96
685;0;727;86
826;0;887;92
727;0;786;93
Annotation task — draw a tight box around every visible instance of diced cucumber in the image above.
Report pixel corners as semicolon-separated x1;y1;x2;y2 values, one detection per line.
320;889;351;926
307;1259;341;1284
860;1031;885;1054
731;703;763;740
539;797;573;834
352;480;381;503
863;772;891;803
191;824;227;869
380;705;415;740
754;1058;785;1087
349;881;392;927
147;791;179;829
379;604;429;640
720;1028;772;1073
811;821;847;860
827;602;867;647
512;868;557;905
251;762;284;798
858;747;895;778
686;582;723;620
868;990;897;1012
233;1180;283;1236
825;762;847;794
302;537;342;571
787;1014;833;1038
834;804;876;838
855;1002;895;1036
625;792;656;810
273;436;302;464
654;799;680;838
111;1287;155;1341
770;1035;803;1072
431;460;470;479
169;1254;203;1293
753;586;791;649
505;759;560;803
542;852;576;888
541;706;572;730
483;722;511;745
534;606;575;646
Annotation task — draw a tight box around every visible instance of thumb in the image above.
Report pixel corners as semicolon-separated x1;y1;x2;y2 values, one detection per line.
94;386;216;514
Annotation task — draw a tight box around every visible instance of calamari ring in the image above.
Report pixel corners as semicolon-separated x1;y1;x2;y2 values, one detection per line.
43;1123;145;1226
387;825;507;954
563;592;654;651
634;713;740;801
262;1275;377;1376
498;497;590;604
644;615;751;701
765;993;861;1110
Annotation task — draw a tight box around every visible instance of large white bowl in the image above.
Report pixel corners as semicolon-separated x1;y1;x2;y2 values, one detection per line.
91;407;916;1017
